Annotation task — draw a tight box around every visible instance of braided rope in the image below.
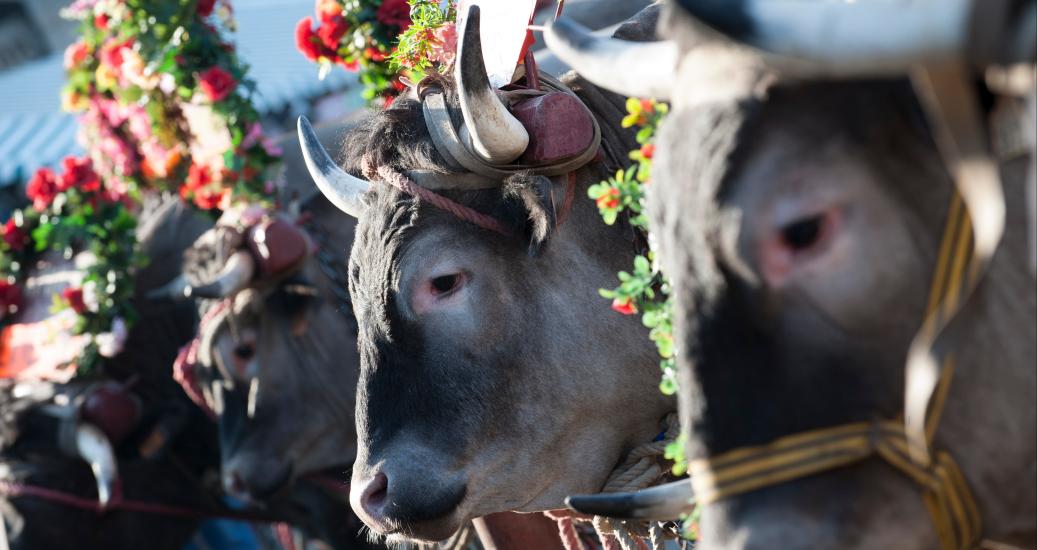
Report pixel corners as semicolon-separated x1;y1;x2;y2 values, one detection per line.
550;414;682;550
544;510;586;550
362;157;512;236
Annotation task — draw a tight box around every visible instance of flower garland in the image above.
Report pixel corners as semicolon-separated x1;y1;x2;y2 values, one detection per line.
295;0;415;106
587;99;691;475
62;0;281;210
0;0;280;374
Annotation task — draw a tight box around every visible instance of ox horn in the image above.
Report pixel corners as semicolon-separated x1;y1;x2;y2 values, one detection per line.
74;423;119;507
544;17;677;100
676;0;973;75
188;250;255;299
566;478;695;520
297;116;370;218
455;4;530;165
146;274;192;301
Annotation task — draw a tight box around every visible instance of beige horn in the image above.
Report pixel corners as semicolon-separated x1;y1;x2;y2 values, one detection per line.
74;423;119;508
455;4;530;165
544;17;677;100
297;116;371;218
188;250;256;299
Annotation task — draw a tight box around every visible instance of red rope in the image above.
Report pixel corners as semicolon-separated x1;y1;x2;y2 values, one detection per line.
364;158;580;238
545;510;585;550
0;479;272;522
173;299;231;419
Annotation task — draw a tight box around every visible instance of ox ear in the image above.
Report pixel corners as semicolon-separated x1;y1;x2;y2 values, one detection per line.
503;174;557;256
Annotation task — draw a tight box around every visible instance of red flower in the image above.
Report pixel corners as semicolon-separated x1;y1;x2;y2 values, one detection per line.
182;164;227;210
639;99;655;113
317;15;349;50
198;66;237;103
611;296;637;315
2;219;29;252
58;156;101;193
64;41;90;70
26;168;59;211
595;187;620;210
197;0;217;17
376;0;411;31
99;38;131;69
295;17;325;61
62;287;87;314
94;13;109;30
364;47;388;62
0;280;22;317
640;143;655;160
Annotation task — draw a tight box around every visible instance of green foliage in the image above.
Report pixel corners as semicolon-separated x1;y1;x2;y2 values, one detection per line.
589;97;687;475
390;0;455;74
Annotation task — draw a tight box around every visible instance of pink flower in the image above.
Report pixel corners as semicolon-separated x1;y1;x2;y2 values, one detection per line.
376;0;411;31
64;41;90;70
197;66;237;103
428;23;457;66
26;168;59;210
316;0;343;23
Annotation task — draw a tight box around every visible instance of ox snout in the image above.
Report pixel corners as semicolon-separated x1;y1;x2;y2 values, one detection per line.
350;466;467;541
222;454;293;503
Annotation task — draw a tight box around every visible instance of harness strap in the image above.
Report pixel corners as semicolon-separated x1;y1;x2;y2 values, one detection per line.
906;61;1006;467
0;479;273;522
687;420;981;549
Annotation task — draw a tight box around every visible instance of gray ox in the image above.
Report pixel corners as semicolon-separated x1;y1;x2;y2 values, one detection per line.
158;123;378;548
547;1;1036;548
298;5;674;544
1;196;216;550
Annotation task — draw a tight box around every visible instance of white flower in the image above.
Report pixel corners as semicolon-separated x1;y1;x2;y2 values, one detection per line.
82;280;101;313
96;317;128;358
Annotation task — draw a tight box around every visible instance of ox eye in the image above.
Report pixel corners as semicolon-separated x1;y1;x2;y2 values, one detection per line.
233;342;255;361
780;215;824;251
429;273;464;296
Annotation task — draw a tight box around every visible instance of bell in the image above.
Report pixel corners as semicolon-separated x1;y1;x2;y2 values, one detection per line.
80;382;142;445
510;92;596;166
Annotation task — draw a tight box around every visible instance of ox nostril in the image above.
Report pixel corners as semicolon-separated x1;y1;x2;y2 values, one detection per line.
353;472;389;527
225;469;247;497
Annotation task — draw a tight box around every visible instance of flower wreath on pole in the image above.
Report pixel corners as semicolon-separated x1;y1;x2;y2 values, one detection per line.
295;0;458;107
0;0;280;375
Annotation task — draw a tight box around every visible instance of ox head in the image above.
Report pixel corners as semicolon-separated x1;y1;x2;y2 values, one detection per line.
160;206;360;506
549;1;1037;547
299;5;675;543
